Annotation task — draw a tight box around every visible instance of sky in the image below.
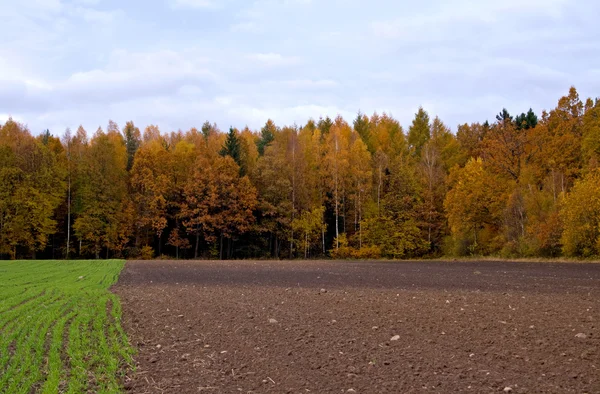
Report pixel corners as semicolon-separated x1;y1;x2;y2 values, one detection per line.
1;0;599;135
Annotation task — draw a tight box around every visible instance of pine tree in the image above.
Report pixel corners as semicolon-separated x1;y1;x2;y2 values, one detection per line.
514;108;538;130
496;108;513;124
317;116;333;136
220;127;243;173
257;119;277;156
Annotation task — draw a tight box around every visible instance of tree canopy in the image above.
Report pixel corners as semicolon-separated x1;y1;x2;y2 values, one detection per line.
2;86;600;259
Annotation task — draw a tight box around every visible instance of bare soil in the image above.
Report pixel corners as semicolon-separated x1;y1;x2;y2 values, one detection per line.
113;260;600;393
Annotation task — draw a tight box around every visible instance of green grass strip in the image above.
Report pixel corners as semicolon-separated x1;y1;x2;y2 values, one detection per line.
0;260;133;393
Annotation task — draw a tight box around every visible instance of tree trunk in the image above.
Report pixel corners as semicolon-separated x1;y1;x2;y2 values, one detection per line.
354;193;358;232
342;193;346;234
377;166;382;216
359;203;362;249
322;225;325;255
194;227;200;259
304;232;308;259
269;232;272;258
158;233;162;256
219;234;224;260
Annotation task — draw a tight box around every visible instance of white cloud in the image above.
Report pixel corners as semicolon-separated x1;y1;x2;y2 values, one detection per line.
0;114;21;123
268;79;337;89
371;0;570;40
169;0;218;9
231;21;261;33
231;104;354;127
69;6;121;24
59;49;217;103
215;96;234;106
73;0;101;5
0;0;598;136
247;53;301;67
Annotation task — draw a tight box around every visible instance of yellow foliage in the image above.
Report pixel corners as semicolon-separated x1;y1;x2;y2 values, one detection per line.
561;170;600;256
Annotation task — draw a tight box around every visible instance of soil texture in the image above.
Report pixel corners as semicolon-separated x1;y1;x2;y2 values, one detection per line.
113;260;600;393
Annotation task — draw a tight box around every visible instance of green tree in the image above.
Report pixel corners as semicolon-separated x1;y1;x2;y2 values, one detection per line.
123;121;141;171
515;108;538;130
496;108;513;124
220;127;243;173
408;107;431;157
257;119;277;156
317;116;333;136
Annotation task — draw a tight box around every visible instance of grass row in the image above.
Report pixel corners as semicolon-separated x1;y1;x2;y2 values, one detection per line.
0;260;133;393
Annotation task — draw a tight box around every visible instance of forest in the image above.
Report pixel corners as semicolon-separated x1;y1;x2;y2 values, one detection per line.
1;86;599;260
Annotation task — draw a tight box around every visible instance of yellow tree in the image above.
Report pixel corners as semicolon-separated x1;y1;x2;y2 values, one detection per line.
456;122;488;165
239;126;260;179
560;170;600;257
180;156;217;258
73;124;131;258
444;158;507;255
182;156;257;259
582;98;600;169
530;87;584;196
361;157;428;258
323;116;351;249
0;120;66;258
348;137;372;247
130;137;172;250
419;117;458;251
212;157;258;259
298;122;327;254
254;126;294;257
292;206;326;258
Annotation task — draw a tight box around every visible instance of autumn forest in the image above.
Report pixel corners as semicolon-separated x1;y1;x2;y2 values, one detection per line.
1;87;600;260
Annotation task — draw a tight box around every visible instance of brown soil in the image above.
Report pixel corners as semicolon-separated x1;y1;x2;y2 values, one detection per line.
113;260;600;393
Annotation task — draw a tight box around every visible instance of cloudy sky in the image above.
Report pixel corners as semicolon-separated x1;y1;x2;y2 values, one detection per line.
1;0;599;135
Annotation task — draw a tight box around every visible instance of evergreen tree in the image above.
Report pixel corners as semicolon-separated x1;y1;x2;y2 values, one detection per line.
220;127;243;173
257;119;277;156
317;116;333;136
515;108;538;130
496;108;513;124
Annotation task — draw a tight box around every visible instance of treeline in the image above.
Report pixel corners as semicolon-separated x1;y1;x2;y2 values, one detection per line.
1;87;600;260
